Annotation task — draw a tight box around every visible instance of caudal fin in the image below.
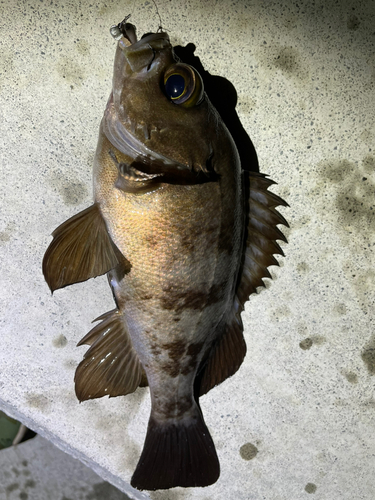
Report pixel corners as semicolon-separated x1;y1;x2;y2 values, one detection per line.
131;407;220;490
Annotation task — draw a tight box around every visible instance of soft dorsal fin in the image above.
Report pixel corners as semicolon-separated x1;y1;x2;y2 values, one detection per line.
197;171;288;395
43;204;128;292
75;309;145;401
198;309;246;396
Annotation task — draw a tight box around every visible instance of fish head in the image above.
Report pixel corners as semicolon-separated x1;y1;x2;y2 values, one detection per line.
103;20;222;180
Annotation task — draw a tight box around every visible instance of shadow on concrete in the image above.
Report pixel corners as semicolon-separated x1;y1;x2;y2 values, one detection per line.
174;43;259;174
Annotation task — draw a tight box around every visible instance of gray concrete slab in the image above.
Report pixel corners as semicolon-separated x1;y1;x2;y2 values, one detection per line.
1;0;375;499
0;435;132;500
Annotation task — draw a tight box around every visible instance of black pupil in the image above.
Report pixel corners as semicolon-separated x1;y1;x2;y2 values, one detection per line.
165;74;185;99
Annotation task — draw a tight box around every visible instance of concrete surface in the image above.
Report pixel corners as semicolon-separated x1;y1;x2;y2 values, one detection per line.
1;0;375;499
0;435;132;500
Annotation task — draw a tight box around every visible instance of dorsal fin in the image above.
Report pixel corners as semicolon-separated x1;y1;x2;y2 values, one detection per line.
236;171;288;309
43;204;129;292
197;171;288;395
198;309;246;396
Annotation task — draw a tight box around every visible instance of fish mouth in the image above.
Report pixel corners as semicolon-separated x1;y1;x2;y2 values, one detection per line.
103;93;185;170
103;96;217;186
105;18;216;185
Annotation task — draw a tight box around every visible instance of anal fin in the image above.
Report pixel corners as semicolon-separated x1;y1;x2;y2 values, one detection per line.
43;203;129;292
75;309;145;401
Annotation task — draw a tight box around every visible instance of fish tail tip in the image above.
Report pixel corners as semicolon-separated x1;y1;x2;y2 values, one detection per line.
131;412;220;490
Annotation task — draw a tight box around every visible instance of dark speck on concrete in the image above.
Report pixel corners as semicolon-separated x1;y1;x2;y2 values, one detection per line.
361;339;375;374
52;334;68;348
300;338;313;350
347;14;360;30
85;482;132;500
305;482;317;494
6;483;19;493
239;442;258;460
344;371;358;384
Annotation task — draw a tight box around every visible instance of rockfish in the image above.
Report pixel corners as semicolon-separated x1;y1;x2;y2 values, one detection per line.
43;18;288;491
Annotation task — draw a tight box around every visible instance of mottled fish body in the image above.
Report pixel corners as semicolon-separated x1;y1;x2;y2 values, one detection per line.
43;19;288;491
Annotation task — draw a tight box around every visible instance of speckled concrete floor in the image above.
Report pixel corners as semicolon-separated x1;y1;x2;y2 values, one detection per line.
1;1;375;499
0;435;132;500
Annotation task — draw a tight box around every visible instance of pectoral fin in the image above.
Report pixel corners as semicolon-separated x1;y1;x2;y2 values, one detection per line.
75;309;145;401
43;204;128;292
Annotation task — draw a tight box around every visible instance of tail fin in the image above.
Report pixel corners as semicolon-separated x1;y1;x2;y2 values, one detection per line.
131;406;220;490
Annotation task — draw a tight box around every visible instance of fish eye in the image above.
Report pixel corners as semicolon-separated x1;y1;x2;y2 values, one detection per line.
163;63;204;108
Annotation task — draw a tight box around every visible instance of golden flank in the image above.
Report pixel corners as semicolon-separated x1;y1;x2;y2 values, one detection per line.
43;18;288;491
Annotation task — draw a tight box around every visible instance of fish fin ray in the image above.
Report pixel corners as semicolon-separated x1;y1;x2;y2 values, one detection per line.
131;406;220;490
198;311;246;396
43;204;128;291
74;309;145;401
236;171;288;308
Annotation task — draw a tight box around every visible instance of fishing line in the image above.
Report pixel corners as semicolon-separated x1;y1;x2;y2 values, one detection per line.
151;0;163;32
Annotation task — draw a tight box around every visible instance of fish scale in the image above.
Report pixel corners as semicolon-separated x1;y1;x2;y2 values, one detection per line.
43;18;288;491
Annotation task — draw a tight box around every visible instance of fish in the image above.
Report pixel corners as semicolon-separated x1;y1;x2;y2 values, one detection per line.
42;17;288;491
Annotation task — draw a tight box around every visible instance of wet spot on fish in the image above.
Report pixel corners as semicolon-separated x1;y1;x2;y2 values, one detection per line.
343;371;358;384
305;483;317;494
22;460;28;467
52;334;68;348
240;442;258;460
300;338;313;350
296;262;309;274
57;56;86;85
347;14;360;30
361;338;375;374
60;182;88;206
25;394;49;411
24;480;35;489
